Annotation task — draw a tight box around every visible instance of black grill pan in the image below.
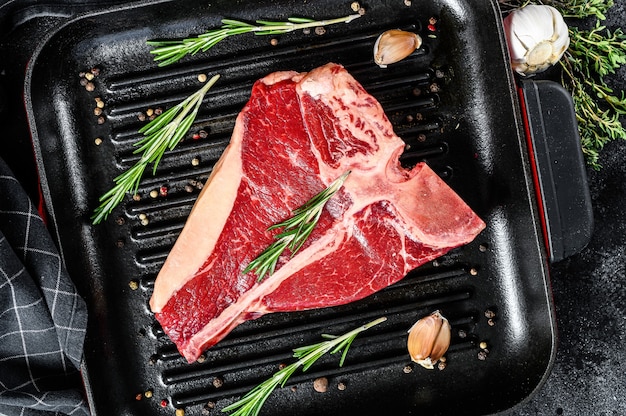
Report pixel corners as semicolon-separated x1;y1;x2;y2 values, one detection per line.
24;0;585;414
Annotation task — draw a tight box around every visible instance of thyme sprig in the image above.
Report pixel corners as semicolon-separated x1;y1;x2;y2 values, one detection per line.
147;14;362;67
222;317;387;416
91;74;220;224
243;171;351;281
560;22;626;169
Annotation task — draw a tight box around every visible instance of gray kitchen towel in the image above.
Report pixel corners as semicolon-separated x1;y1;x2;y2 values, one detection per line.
0;157;89;416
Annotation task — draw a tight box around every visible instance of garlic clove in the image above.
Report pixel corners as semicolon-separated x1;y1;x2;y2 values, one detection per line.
503;4;570;76
407;310;451;369
373;29;423;68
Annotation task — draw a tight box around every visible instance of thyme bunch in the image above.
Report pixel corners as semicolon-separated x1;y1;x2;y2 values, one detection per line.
221;317;387;416
561;23;626;168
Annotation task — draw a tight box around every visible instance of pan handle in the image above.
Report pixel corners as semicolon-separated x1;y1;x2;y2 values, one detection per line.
518;79;593;263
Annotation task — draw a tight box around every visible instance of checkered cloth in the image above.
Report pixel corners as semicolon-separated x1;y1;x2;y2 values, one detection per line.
0;158;90;416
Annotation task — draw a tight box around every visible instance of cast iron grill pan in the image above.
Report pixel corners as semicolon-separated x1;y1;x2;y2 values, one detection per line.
26;0;560;415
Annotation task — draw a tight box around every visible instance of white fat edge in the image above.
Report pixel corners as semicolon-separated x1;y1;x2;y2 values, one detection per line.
150;117;245;313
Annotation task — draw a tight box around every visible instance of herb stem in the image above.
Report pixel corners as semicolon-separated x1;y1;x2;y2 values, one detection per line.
243;171;351;281
222;317;386;416
91;74;220;224
148;14;362;67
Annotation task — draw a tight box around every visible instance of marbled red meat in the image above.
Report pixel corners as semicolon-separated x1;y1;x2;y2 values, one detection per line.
150;63;485;363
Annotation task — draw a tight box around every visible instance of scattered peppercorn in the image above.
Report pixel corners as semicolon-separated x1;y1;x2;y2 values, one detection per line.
403;365;413;373
479;243;488;252
313;377;328;393
337;381;347;391
159;186;168;197
135;393;142;401
458;329;467;338
149;190;159;198
137;112;146;121
212;377;224;388
198;73;208;83
84;72;94;81
146;108;154;117
132;193;141;201
404;0;412;6
315;26;326;36
144;390;153;398
270;38;279;46
175;409;185;416
351;2;360;11
97;116;105;124
94;107;103;116
85;82;95;92
191;157;200;166
479;341;488;350
469;267;478;276
160;399;168;408
129;280;139;290
94;137;103;146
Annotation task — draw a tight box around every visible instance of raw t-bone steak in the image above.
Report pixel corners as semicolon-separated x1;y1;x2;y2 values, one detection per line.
150;63;485;363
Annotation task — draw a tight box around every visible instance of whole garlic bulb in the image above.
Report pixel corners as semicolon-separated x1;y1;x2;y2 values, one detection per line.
503;4;570;76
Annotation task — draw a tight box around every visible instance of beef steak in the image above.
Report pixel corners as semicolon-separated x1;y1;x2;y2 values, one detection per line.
150;63;485;363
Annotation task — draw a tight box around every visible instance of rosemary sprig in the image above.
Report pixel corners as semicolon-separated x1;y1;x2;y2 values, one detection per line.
243;171;350;281
221;317;387;416
91;74;220;224
147;14;362;67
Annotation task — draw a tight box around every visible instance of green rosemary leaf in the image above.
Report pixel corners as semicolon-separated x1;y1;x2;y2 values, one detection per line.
148;13;361;66
222;317;386;416
91;74;220;224
287;17;316;24
243;171;350;281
